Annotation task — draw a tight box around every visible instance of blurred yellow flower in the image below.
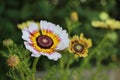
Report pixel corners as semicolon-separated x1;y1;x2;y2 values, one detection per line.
105;19;120;30
2;39;13;47
69;33;92;57
7;55;20;68
91;20;107;28
70;11;79;22
17;20;36;30
91;19;120;30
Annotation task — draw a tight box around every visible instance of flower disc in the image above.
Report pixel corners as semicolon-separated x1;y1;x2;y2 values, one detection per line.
73;43;84;53
37;35;53;49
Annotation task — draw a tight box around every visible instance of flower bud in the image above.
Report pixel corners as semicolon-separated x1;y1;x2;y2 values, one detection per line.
2;39;13;47
70;11;79;22
7;55;20;68
99;12;109;20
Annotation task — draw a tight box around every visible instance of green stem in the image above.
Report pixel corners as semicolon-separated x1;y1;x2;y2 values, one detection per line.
32;57;40;80
25;76;30;80
20;71;25;80
64;55;72;80
59;57;64;80
92;58;102;80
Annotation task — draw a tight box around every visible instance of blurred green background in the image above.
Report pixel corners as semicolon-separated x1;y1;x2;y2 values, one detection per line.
0;0;120;80
0;0;120;42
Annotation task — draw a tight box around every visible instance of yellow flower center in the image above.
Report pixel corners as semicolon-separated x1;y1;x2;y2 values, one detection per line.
37;35;53;49
73;43;84;53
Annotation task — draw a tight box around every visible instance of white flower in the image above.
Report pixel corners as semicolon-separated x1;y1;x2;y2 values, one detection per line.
22;20;69;61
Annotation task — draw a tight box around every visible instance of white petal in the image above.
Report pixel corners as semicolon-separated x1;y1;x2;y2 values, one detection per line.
22;29;32;43
40;52;48;56
38;52;61;61
24;42;39;54
55;43;66;50
52;25;62;35
40;20;56;31
31;53;41;57
56;30;70;50
23;27;29;32
45;52;61;61
28;22;38;33
40;20;48;30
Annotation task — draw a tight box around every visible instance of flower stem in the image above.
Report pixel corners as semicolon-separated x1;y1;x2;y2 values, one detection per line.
32;57;40;80
93;58;102;80
20;71;25;80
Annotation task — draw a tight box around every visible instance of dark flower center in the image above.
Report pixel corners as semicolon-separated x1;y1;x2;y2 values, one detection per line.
36;35;53;49
73;43;84;53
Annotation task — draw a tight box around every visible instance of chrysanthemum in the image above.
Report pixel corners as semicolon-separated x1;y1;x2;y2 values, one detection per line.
69;33;92;57
22;20;69;61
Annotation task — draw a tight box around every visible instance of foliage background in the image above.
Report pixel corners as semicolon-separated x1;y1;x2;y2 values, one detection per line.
0;0;120;80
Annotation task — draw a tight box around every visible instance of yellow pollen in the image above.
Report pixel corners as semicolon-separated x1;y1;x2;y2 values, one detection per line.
76;45;82;50
42;39;47;43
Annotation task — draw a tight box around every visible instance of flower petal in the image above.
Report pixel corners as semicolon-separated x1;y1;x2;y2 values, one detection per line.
31;53;41;57
55;30;70;50
53;25;63;34
48;52;61;61
40;20;56;31
22;28;32;43
28;22;38;33
42;52;61;61
24;41;39;53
